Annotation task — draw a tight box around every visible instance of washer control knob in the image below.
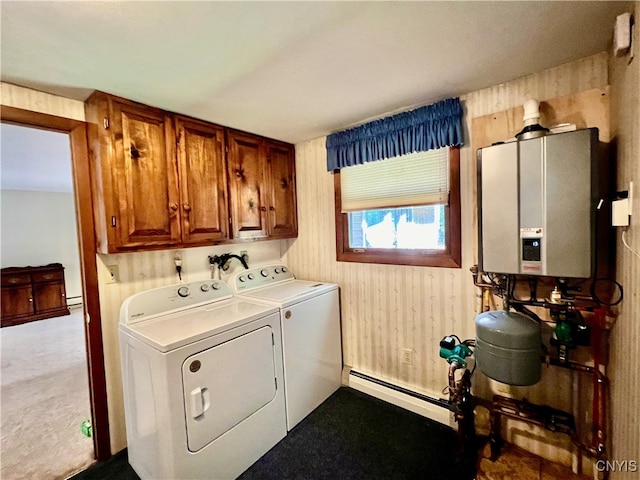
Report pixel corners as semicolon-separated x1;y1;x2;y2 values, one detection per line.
261;269;269;277
211;282;221;290
177;286;190;297
248;273;255;280
282;267;287;273
274;268;281;274
239;275;245;282
200;284;210;292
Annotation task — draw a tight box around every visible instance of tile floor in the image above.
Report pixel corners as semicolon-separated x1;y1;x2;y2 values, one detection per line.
477;443;592;480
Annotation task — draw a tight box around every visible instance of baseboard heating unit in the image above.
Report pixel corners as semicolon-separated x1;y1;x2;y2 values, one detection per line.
348;370;455;428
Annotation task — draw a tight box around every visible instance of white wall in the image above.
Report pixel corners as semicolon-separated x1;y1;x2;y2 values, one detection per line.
1;189;82;304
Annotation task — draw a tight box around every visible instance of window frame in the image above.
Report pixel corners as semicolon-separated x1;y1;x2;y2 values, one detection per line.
333;146;461;268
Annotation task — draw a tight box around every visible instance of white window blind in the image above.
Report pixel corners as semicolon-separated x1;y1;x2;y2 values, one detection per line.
340;147;449;212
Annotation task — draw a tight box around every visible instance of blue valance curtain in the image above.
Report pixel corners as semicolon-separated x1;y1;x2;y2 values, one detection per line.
326;97;463;171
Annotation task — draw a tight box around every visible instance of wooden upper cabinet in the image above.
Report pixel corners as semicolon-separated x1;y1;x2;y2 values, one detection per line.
115;101;180;248
176;117;229;244
86;93;232;252
227;130;268;240
265;140;298;239
86;91;296;252
86;92;180;252
227;130;297;241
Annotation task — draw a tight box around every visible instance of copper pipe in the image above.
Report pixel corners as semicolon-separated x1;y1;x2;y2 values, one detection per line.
448;362;461;402
591;309;607;457
546;356;597;375
470;265;494;289
471;265;497;313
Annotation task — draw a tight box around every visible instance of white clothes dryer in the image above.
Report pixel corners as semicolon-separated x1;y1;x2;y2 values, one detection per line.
118;280;286;480
229;265;342;431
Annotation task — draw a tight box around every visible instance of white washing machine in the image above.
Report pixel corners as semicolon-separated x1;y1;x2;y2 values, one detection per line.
118;280;286;480
229;265;342;431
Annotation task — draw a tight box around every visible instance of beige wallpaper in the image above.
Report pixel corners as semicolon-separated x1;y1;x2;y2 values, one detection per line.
608;2;640;478
285;51;621;466
0;82;85;120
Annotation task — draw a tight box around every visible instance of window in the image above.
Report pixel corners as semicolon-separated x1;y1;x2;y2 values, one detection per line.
334;147;461;267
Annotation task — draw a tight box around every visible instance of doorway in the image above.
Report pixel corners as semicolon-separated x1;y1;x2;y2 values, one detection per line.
0;107;111;470
0;123;94;478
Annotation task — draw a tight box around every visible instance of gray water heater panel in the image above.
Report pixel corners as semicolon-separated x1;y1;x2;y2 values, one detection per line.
478;128;598;278
478;142;519;275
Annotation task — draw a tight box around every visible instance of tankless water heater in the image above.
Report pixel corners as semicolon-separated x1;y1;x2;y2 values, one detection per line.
478;128;600;278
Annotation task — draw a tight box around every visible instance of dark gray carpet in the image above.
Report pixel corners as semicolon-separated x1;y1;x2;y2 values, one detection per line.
71;387;476;480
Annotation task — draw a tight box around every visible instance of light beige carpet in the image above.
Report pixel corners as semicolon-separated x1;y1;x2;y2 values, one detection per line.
1;309;95;479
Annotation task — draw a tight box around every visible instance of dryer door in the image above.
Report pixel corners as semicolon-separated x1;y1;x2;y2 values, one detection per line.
182;325;277;452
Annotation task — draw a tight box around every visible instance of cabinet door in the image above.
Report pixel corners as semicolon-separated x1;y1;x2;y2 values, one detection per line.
176;117;229;245
227;130;268;240
265;141;298;239
1;285;34;319
33;282;66;314
111;100;180;249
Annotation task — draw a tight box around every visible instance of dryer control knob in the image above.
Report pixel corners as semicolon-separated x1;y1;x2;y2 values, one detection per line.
282;267;287;273
211;282;221;290
261;269;269;277
177;286;190;297
239;275;246;282
200;284;210;292
248;273;255;280
274;268;281;274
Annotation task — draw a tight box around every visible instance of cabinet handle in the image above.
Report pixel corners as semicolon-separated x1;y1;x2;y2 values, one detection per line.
183;204;192;212
130;145;140;159
259;206;267;212
28;298;33;302
269;206;275;211
169;202;178;211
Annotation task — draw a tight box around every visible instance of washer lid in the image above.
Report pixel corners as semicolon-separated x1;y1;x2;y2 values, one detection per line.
119;299;278;352
240;280;337;307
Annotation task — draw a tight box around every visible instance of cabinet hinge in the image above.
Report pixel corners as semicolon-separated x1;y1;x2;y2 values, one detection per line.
229;216;232;225
111;216;117;227
103;118;110;130
225;145;229;153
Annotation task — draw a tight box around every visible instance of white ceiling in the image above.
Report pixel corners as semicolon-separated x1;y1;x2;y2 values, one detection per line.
0;1;630;192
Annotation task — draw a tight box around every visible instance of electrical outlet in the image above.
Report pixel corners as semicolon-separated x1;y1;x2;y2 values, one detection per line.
402;348;414;365
106;265;119;284
629;181;634;216
240;250;249;263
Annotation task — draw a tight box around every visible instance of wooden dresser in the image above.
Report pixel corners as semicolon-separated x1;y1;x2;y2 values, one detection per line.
1;263;70;327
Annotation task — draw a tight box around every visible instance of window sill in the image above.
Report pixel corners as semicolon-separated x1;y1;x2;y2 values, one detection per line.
336;248;461;268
